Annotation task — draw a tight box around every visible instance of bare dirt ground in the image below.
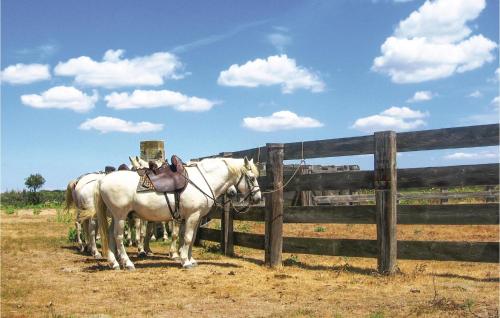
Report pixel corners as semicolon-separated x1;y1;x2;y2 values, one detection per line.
1;209;498;317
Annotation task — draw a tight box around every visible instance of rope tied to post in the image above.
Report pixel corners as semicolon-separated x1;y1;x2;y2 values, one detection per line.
261;141;306;195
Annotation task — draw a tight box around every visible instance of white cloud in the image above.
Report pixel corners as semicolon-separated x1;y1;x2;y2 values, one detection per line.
491;96;499;111
351;106;428;133
444;151;498;160
372;0;497;83
1;63;51;84
20;86;98;112
105;90;217;112
79;116;163;133
407;90;434;103
54;49;182;88
395;0;486;43
243;110;323;132
218;55;325;94
267;33;291;52
468;90;482;98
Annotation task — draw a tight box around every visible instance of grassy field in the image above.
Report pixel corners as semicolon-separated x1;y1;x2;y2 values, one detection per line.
1;207;498;317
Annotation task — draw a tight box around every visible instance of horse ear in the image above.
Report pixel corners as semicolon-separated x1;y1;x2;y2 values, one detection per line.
244;156;250;167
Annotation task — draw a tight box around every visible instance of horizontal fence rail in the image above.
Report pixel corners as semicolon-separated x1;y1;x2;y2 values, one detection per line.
257;163;499;191
207;203;499;225
195;124;499;161
314;191;499;204
198;228;499;263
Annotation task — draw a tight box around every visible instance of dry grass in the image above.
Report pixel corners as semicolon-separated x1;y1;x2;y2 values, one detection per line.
1;209;498;317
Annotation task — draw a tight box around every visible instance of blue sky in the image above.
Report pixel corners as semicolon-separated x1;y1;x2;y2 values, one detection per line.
1;0;499;191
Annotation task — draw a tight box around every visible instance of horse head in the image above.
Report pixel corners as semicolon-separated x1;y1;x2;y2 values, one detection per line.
235;157;262;204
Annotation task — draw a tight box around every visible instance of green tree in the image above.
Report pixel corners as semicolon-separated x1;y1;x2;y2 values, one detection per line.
24;173;46;204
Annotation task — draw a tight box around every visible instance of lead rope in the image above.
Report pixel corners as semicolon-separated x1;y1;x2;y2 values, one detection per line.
261;141;306;195
231;142;306;214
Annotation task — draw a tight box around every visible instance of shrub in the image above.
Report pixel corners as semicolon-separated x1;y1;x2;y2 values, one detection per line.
67;228;78;242
314;226;326;232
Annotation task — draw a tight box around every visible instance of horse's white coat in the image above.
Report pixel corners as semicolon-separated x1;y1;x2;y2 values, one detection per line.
70;173;105;258
95;158;261;270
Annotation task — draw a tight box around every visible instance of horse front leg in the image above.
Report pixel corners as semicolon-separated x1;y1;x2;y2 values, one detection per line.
114;218;135;270
188;219;202;266
169;221;180;260
179;212;201;269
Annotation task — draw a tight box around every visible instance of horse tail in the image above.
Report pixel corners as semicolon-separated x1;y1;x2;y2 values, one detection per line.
94;181;109;257
64;181;77;218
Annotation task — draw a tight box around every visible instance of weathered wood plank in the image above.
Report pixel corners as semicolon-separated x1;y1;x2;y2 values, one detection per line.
233;232;266;250
269;164;499;192
265;143;284;267
283;237;378;257
283;135;374;160
314;191;499;204
398;241;499;263
278;170;374;192
211;203;499;225
398;164;499;189
194;124;499;162
281;237;499;263
198;227;221;242
374;131;398;274
282;205;375;224
398;204;500;225
398;124;499;152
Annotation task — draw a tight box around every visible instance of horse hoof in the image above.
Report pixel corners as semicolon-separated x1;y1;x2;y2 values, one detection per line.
146;252;154;257
111;264;120;271
93;253;103;260
182;263;195;269
138;251;147;258
78;246;85;253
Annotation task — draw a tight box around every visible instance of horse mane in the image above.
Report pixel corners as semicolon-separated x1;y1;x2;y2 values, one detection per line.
221;158;260;178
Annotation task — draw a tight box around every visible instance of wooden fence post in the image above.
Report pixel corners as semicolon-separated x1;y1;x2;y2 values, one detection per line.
374;131;397;274
265;143;284;267
219;151;234;255
220;194;234;256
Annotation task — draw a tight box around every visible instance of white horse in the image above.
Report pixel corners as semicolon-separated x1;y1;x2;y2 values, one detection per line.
65;173;105;259
140;185;238;260
95;157;261;270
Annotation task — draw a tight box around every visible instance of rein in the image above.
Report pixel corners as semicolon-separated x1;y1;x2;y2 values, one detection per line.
181;162;256;214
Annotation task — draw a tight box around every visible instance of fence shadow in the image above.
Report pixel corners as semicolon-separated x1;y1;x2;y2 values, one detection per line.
284;260;377;276
433;272;499;283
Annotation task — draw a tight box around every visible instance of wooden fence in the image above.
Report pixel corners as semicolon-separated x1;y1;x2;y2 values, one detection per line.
194;124;499;274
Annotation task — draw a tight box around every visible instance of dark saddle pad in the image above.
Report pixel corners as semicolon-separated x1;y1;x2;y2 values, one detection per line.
137;155;187;193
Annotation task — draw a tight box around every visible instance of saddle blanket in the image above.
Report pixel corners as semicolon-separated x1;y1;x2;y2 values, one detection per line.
137;174;155;192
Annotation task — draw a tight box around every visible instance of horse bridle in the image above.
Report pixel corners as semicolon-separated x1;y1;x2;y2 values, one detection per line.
181;164;260;214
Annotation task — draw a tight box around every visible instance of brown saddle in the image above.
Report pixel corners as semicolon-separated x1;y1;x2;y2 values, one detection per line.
138;155;187;193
